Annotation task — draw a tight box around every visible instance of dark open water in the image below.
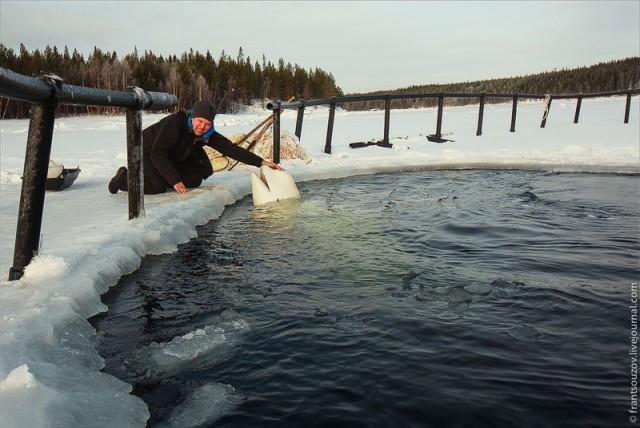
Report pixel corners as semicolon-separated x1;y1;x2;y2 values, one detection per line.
91;169;640;428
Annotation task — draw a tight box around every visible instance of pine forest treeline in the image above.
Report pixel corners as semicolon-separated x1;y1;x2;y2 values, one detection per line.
0;43;638;119
0;44;344;119
346;57;640;111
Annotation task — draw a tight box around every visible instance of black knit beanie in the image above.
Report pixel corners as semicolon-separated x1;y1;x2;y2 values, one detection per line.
191;101;215;122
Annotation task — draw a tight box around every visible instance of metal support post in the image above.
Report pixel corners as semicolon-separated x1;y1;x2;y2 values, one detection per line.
574;95;583;124
435;94;444;140
383;94;391;145
273;107;281;164
541;95;552;128
9;74;61;280
295;102;305;140
476;93;485;136
510;95;518;132
125;107;144;219
624;91;632;124
325;99;336;154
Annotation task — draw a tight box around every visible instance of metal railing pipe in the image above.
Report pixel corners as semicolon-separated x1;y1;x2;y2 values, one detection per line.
265;88;639;147
0;66;177;110
0;67;54;102
266;89;638;114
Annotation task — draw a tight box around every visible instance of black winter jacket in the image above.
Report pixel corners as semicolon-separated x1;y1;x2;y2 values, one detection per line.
142;111;264;186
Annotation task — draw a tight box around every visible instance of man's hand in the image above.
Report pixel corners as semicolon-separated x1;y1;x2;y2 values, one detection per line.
174;181;189;193
261;161;284;171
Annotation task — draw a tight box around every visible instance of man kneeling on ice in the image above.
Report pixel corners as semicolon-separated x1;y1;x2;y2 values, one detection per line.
108;100;283;195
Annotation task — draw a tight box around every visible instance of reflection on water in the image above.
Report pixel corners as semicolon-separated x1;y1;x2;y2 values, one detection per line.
92;170;640;428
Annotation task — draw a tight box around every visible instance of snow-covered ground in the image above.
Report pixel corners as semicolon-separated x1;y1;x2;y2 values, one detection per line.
0;97;638;427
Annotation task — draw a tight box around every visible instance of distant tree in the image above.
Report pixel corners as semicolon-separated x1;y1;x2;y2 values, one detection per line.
1;43;635;119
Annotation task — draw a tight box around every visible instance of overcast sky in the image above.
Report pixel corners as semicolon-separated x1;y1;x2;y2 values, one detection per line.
1;1;638;93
